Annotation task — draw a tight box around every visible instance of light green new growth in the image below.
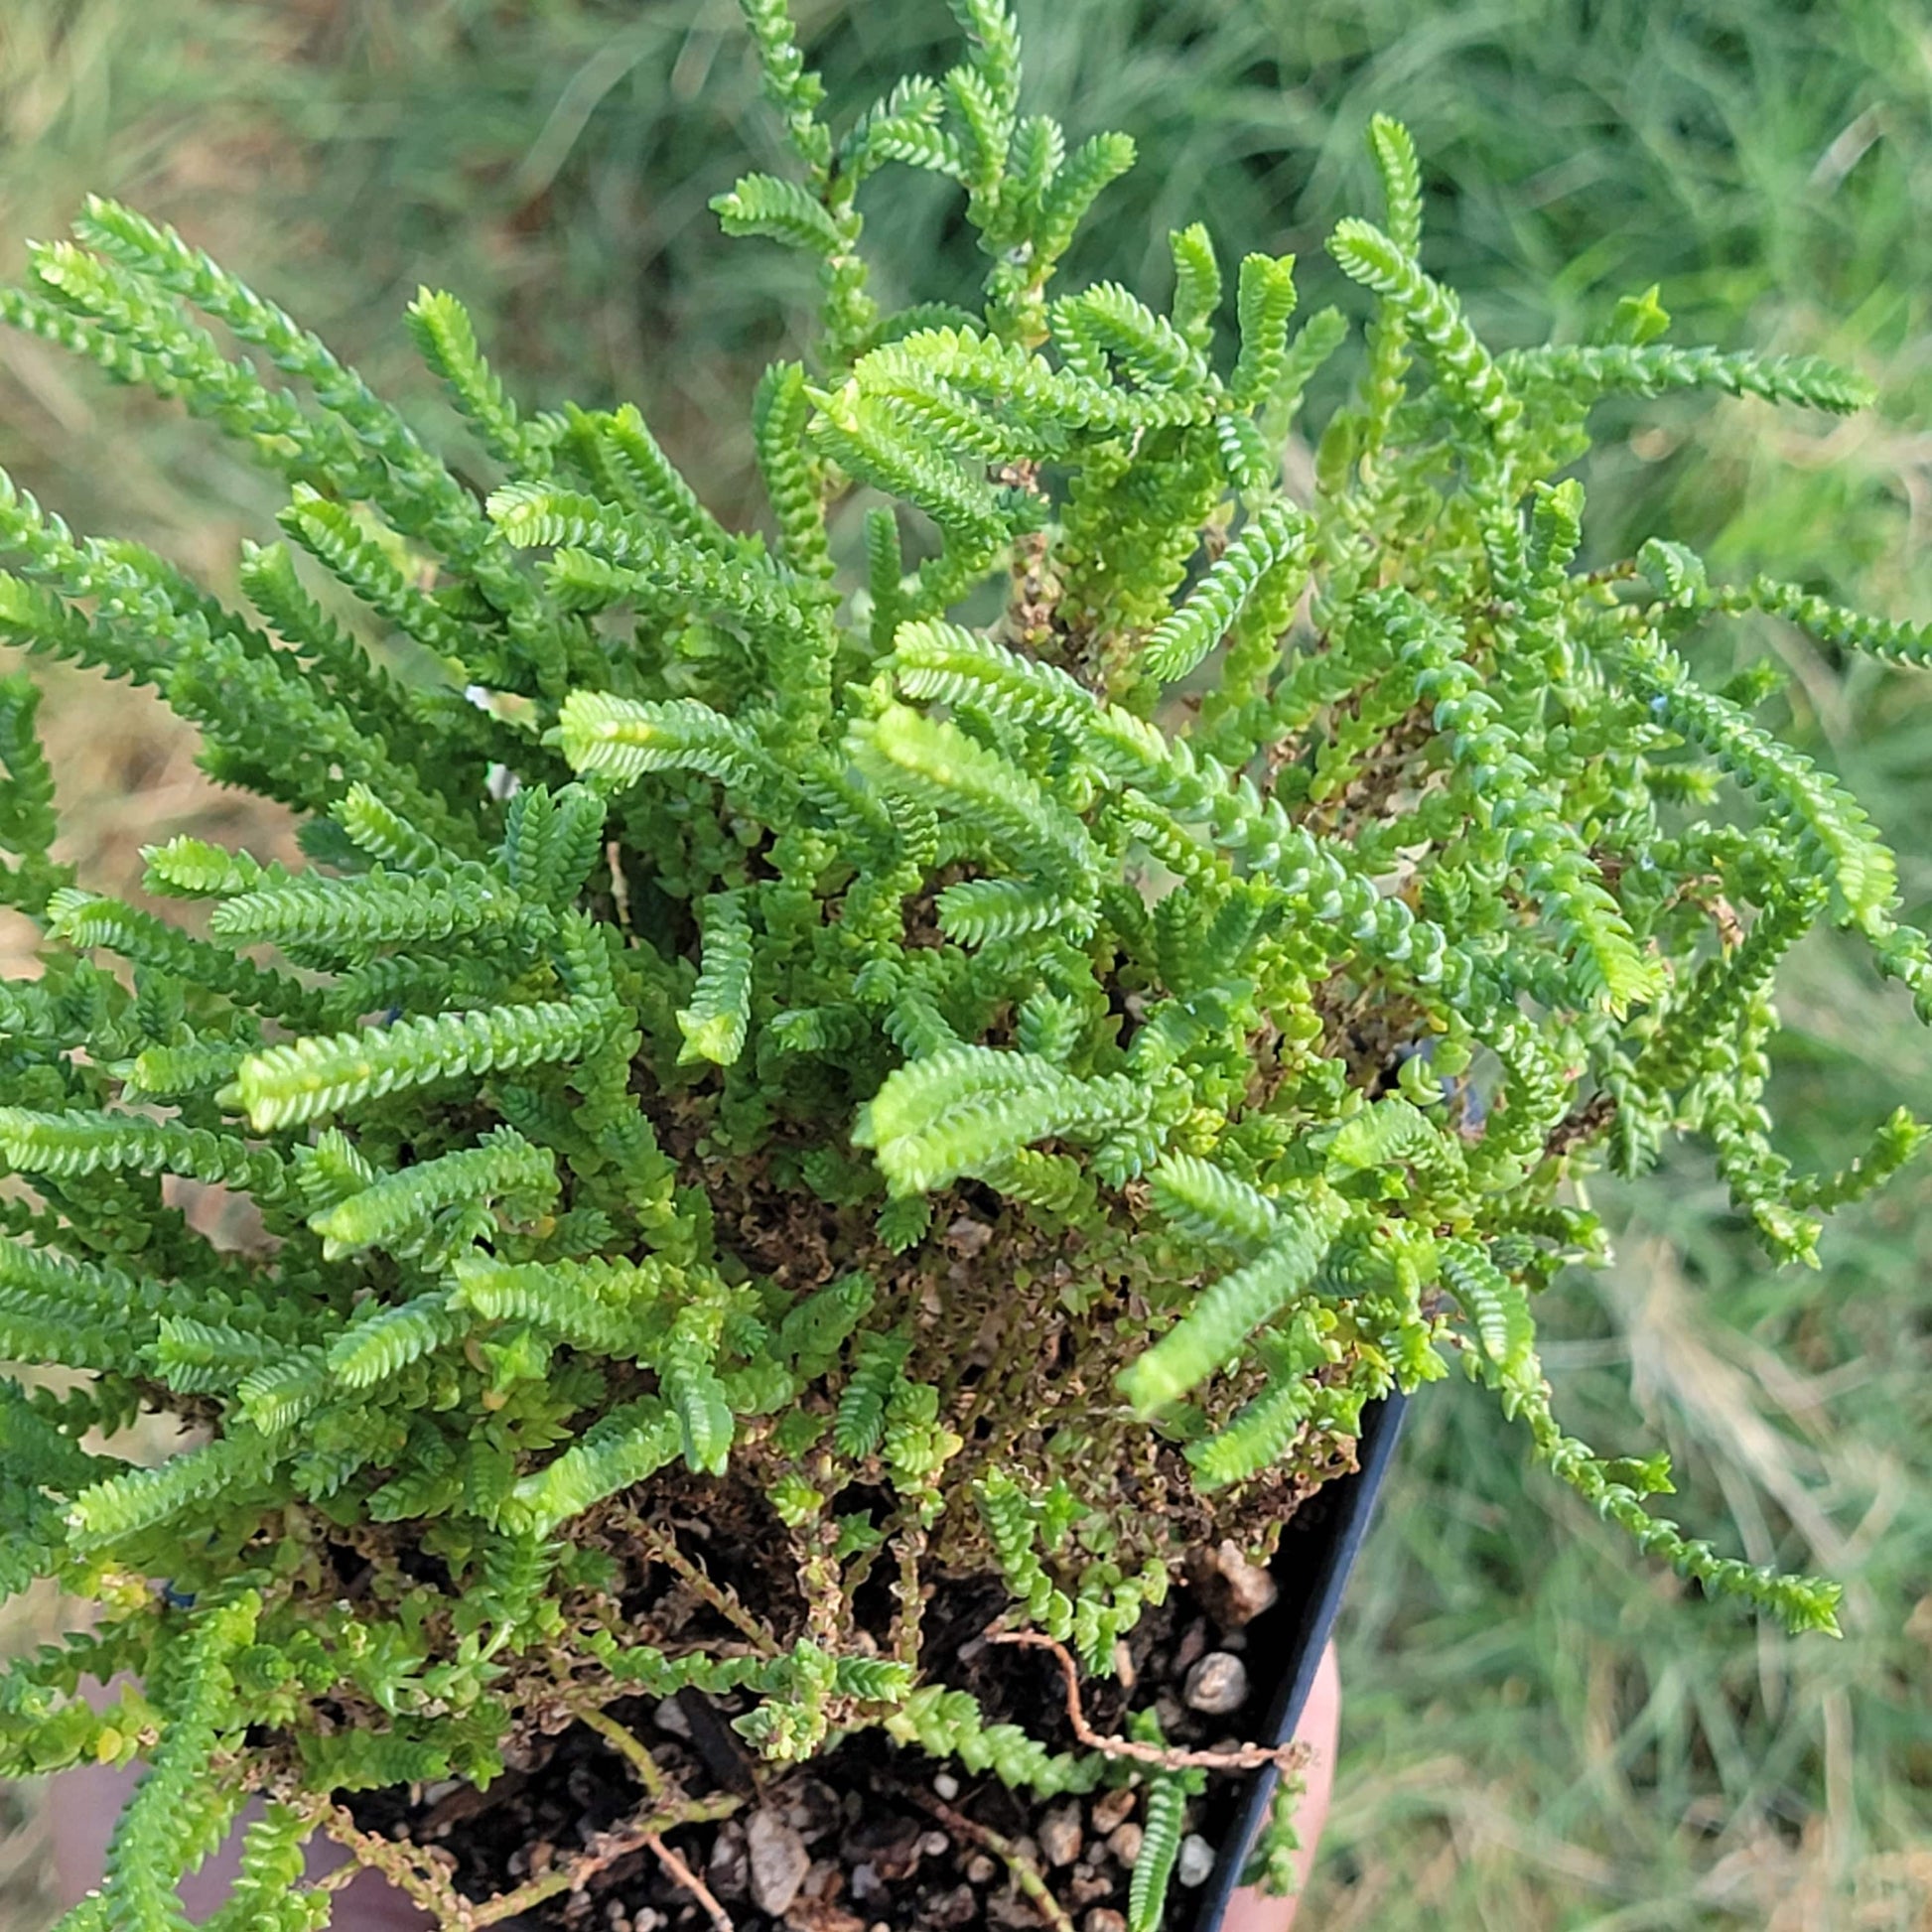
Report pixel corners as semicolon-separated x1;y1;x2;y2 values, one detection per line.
0;1;1923;1924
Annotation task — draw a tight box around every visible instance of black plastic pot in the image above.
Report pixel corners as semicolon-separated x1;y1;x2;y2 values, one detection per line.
1191;1392;1409;1929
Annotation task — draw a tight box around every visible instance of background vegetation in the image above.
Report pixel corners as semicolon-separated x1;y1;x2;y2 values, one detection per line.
1;1;1926;1925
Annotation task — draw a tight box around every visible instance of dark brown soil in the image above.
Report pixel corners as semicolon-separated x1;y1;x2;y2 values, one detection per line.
346;1487;1354;1932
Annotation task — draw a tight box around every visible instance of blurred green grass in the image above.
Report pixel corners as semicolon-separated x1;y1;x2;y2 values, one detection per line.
1;3;1928;1927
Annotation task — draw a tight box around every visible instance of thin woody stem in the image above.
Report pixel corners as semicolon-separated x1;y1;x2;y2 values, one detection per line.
470;1793;744;1927
297;1798;475;1929
792;1450;852;1651
295;1785;743;1931
985;1629;1311;1774
613;1504;780;1652
892;1520;929;1671
644;1832;738;1932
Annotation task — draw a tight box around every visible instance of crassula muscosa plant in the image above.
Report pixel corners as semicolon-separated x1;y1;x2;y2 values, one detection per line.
0;2;1928;1926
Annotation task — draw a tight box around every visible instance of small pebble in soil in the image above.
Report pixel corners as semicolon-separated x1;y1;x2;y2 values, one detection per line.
1177;1833;1216;1888
1038;1801;1084;1867
747;1808;811;1915
1183;1651;1250;1716
1069;1863;1113;1906
651;1697;690;1738
1106;1821;1144;1866
708;1821;750;1899
848;1809;926;1881
800;1859;842;1913
1085;1911;1128;1932
788;1777;844;1843
1196;1539;1280;1627
928;1883;981;1926
965;1852;1000;1885
933;1770;961;1800
1091;1786;1137;1835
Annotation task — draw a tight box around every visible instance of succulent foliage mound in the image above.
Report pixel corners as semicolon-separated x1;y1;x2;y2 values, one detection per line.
0;2;1926;1925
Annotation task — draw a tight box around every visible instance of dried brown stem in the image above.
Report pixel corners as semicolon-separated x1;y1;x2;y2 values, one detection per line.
471;1792;743;1927
891;1520;929;1671
792;1460;851;1651
297;1784;743;1931
298;1798;474;1927
644;1832;738;1932
613;1504;779;1652
986;1628;1310;1774
1543;1089;1618;1160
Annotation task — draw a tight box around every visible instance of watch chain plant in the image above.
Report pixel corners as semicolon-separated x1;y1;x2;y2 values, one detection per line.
0;2;1926;1925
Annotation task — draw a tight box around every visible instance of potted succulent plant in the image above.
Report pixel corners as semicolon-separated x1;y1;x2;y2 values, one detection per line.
2;1;1926;1927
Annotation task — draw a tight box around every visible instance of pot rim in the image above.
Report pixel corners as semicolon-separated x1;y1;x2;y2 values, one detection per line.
1189;1391;1409;1930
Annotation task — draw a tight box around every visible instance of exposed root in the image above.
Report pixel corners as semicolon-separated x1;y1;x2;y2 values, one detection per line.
986;1629;1310;1774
